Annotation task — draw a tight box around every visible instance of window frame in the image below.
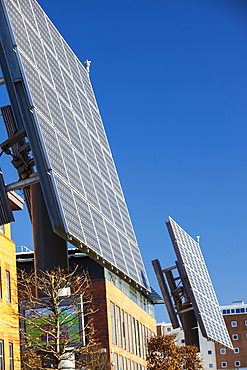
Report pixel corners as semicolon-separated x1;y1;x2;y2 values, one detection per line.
232;334;238;340
235;361;240;367
6;270;11;303
8;342;14;370
220;348;226;354
110;302;116;345
221;362;227;368
116;306;122;348
231;321;237;327
0;340;4;370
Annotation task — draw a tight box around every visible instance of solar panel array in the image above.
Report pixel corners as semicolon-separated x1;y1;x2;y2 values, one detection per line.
2;0;149;289
167;217;233;349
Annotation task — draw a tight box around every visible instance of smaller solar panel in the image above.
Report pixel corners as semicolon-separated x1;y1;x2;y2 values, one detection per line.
167;216;233;349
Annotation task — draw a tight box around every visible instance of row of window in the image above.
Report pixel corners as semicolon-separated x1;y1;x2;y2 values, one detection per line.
0;341;14;370
222;307;247;314
110;302;154;359
230;319;247;327
113;353;146;370
221;361;241;368
226;333;247;340
0;270;11;303
220;348;239;354
106;270;155;317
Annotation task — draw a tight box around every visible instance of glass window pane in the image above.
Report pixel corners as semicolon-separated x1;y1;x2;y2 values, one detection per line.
6;271;11;302
9;343;14;370
110;302;116;345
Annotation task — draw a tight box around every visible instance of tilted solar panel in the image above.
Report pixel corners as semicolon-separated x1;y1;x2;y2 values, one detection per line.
167;216;233;349
0;0;149;289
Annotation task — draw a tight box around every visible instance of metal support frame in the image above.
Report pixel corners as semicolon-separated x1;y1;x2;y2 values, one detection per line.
30;182;68;272
152;259;179;329
152;258;200;348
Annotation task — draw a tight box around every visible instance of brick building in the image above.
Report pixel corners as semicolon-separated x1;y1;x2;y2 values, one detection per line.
215;301;247;370
157;301;247;370
16;249;157;370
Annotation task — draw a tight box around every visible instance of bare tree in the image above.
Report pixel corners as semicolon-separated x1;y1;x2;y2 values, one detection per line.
17;267;110;370
146;334;203;370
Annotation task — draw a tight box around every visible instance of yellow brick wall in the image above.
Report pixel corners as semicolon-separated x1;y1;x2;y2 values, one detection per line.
105;279;156;367
0;228;20;370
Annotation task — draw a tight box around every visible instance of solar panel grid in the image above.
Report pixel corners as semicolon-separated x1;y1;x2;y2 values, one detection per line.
168;217;233;349
2;0;149;290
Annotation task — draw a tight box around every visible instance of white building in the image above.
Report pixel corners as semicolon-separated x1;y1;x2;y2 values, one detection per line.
156;322;217;370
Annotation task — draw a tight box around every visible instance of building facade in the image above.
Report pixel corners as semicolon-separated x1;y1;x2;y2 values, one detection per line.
156;321;217;370
0;224;20;370
157;301;247;370
215;301;247;370
16;249;157;370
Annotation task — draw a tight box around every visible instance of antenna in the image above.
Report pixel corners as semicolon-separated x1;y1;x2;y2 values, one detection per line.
84;59;91;73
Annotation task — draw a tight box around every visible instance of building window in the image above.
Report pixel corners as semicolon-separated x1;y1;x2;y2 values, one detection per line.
231;321;237;327
119;355;123;370
124;312;130;352
110;302;116;345
221;362;227;368
235;361;240;367
121;309;126;350
128;314;133;354
113;353;118;370
245;320;247;326
234;348;239;353
0;340;4;370
167;327;171;332
209;364;213;368
220;348;226;354
232;334;238;340
6;270;11;302
123;357;127;370
181;339;185;344
116;306;122;348
208;350;212;355
9;343;14;370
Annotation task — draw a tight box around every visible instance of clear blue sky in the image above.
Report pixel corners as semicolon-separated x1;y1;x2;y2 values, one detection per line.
0;0;246;322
